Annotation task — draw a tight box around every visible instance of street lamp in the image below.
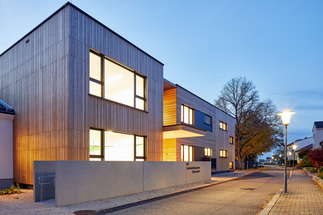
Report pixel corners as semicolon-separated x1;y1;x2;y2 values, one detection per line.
278;110;295;193
292;144;297;170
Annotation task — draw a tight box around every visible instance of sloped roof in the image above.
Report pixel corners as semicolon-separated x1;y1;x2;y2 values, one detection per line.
0;100;15;115
296;144;312;152
314;121;323;128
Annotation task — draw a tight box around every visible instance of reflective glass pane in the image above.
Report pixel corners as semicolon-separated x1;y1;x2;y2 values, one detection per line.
89;52;101;80
181;145;184;161
105;59;134;107
136;75;144;97
136;136;144;157
104;131;134;161
181;105;184;122
189;109;193;124
136;158;144;161
135;98;144;110
89;158;101;161
189;146;193;161
89;129;101;155
90;81;102;97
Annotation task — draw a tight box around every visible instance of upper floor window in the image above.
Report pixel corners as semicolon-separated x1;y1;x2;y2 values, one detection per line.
205;147;212;157
219;121;228;131
89;50;146;110
205;115;212;125
219;149;228;158
229;136;234;144
181;104;193;125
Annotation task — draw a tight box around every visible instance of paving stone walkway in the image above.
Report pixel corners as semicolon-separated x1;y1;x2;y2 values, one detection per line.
268;170;323;215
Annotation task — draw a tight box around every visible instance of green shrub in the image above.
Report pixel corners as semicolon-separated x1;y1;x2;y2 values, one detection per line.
302;155;312;167
305;167;317;173
0;183;21;195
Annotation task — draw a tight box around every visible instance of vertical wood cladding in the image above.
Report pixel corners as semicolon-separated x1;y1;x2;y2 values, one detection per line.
0;7;70;184
0;4;163;185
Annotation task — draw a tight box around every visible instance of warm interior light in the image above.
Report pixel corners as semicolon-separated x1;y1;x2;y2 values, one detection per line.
292;144;297;150
277;111;295;126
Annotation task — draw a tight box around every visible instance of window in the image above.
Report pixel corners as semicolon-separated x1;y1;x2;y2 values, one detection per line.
229;161;234;169
204;147;212;157
229;136;234;144
89;129;146;161
181;145;193;162
181;104;193;125
205;115;212;125
89;50;146;110
219;149;228;158
219;121;228;131
89;52;103;97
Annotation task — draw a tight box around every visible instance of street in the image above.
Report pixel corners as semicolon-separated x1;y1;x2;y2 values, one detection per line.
98;167;284;215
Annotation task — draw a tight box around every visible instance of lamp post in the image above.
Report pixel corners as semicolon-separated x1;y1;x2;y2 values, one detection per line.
278;111;295;193
292;144;297;170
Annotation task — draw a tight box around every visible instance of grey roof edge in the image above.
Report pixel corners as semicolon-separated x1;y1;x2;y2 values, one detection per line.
0;100;15;115
164;80;235;119
0;2;164;66
314;121;323;128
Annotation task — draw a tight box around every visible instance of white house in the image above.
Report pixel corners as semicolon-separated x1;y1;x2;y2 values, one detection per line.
313;121;323;150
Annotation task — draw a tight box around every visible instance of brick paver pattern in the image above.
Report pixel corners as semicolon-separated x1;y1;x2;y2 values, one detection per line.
269;170;323;215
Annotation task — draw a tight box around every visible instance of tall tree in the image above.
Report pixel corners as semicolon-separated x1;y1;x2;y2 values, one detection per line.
215;77;282;169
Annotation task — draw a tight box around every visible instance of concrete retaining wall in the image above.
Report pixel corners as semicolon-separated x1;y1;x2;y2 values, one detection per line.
34;161;210;206
313;176;323;189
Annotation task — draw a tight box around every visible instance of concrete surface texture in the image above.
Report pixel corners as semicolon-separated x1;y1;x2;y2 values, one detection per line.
268;170;323;215
34;161;211;206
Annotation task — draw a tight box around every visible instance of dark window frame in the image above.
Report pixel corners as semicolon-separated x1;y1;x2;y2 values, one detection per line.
229;136;234;144
219;121;228;131
89;128;147;161
219;149;228;158
89;49;147;111
181;104;194;125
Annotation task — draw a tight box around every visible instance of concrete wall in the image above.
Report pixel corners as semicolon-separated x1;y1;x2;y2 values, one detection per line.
33;161;56;202
0;113;14;189
34;161;210;206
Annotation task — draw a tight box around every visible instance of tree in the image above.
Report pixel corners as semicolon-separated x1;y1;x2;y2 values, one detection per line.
215;77;282;169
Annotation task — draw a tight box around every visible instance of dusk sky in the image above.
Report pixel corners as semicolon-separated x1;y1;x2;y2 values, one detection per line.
1;0;322;157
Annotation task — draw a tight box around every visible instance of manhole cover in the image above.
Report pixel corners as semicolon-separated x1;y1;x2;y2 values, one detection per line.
240;188;256;190
74;210;97;215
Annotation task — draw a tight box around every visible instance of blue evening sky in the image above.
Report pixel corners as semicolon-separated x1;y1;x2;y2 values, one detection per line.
1;1;322;158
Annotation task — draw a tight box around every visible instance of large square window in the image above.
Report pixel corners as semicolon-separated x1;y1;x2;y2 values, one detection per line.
89;50;146;110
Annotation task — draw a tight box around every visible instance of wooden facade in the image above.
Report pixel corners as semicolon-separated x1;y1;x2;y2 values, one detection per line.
163;83;235;172
0;3;163;185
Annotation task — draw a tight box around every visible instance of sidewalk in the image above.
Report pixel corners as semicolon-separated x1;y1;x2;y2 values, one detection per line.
266;170;323;215
0;169;257;215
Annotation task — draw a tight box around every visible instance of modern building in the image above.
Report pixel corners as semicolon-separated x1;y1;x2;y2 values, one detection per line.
163;80;235;171
0;100;15;189
0;2;235;186
313;121;323;150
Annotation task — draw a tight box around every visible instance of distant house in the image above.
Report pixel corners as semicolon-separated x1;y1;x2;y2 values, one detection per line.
287;137;313;162
313;121;323;150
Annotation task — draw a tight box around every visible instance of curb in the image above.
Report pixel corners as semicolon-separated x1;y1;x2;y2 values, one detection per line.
94;171;257;215
258;169;293;215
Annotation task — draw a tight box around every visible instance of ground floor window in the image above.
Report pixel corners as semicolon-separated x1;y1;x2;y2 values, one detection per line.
181;145;193;162
204;147;212;157
229;161;234;169
89;129;146;161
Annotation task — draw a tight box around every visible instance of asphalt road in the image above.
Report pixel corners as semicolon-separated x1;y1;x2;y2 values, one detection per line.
103;167;284;215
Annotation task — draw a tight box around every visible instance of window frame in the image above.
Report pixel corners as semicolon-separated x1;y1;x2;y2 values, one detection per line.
219;121;228;131
181;104;194;125
181;144;193;162
204;147;212;157
89;49;147;111
219;149;228;158
229;136;234;144
89;128;147;161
